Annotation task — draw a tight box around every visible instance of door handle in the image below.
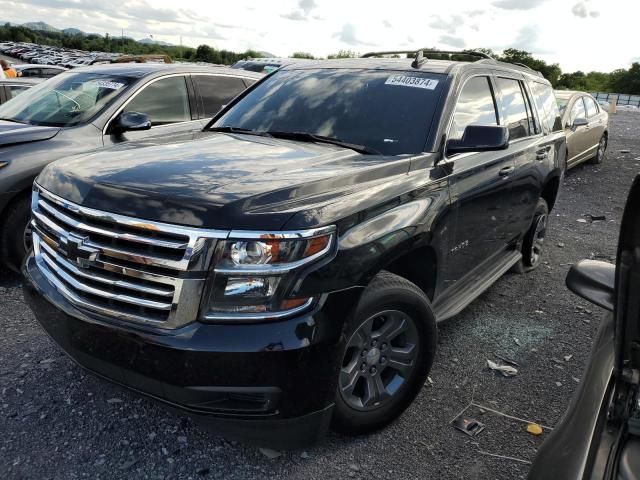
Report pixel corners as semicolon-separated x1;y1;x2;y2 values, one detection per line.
498;166;515;177
536;150;548;160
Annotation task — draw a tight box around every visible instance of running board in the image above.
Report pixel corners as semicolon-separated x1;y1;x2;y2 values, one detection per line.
432;251;522;323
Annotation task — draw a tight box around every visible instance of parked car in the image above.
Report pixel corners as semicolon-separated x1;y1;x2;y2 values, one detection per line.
0;63;261;271
555;90;609;170
231;57;301;73
23;51;566;448
528;174;640;480
0;78;42;104
13;64;68;78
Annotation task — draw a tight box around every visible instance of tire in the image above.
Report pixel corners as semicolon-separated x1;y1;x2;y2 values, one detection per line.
513;198;549;274
332;271;437;435
590;134;607;164
0;193;32;273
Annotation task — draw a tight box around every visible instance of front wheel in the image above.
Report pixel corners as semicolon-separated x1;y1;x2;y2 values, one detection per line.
332;271;437;435
513;198;549;274
0;193;32;272
590;134;607;164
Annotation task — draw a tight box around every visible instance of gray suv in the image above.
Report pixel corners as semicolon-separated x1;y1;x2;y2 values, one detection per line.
0;63;261;271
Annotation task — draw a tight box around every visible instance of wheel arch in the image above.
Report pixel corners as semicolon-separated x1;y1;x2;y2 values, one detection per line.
541;174;561;212
379;245;438;301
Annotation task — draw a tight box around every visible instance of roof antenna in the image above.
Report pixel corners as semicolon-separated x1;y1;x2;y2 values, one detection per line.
411;49;426;69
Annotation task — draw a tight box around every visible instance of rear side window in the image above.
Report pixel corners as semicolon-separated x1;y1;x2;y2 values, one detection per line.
531;81;563;132
193;75;247;118
7;85;31;98
125;76;191;126
569;98;587;125
449;76;498;140
20;68;40;77
496;77;532;141
41;68;63;78
584;96;599;117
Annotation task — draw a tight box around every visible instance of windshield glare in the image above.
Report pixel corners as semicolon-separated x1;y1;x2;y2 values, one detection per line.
214;69;446;155
0;72;133;127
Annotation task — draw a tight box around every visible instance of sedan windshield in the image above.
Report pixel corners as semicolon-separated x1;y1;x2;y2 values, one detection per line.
213;68;446;155
0;72;134;127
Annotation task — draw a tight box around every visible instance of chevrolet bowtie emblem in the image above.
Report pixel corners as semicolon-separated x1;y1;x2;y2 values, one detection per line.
59;233;99;268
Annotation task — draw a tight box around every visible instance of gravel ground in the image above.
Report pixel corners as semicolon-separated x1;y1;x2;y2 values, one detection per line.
1;112;639;480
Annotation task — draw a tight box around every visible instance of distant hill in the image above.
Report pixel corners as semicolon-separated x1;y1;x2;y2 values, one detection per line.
138;38;173;47
22;21;59;33
62;27;84;36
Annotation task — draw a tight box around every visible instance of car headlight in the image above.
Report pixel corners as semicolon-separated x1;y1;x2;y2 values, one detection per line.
202;226;335;321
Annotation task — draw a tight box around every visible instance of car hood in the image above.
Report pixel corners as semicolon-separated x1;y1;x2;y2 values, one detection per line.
37;132;414;230
0;120;61;147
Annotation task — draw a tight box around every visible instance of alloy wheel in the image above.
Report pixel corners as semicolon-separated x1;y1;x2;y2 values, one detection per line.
597;136;607;163
529;213;547;266
339;310;419;411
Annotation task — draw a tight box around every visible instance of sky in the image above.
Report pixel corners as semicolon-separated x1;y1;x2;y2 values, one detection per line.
0;0;636;72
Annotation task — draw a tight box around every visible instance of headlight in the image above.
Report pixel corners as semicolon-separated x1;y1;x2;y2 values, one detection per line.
203;226;335;321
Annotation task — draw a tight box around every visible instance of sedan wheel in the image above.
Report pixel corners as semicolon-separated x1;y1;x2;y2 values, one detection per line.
592;135;607;164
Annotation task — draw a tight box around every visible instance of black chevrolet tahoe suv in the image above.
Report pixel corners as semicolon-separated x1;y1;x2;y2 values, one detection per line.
23;50;566;448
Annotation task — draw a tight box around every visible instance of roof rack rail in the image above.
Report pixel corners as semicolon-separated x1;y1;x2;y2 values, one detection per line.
361;50;418;58
512;62;532;70
361;49;493;60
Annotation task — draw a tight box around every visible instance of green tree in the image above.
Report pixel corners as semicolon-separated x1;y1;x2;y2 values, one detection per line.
327;49;358;59
291;52;315;59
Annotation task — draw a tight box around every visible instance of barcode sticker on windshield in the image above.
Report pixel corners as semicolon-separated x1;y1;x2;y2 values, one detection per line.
94;80;125;90
384;75;439;90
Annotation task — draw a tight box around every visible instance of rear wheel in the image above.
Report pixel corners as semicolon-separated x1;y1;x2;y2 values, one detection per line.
590;134;607;164
332;271;437;435
513;198;549;274
0;193;31;273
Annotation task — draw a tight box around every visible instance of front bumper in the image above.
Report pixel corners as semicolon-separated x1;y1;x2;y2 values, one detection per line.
23;254;359;448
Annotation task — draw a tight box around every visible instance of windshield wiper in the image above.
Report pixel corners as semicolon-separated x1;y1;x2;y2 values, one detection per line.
208;126;271;137
265;131;380;155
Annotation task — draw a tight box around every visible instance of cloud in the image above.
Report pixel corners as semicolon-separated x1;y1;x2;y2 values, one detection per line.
281;11;306;21
439;34;466;48
571;1;588;17
333;23;373;46
298;0;317;15
572;1;599;18
16;0;199;25
428;15;464;34
466;9;485;17
383;20;392;28
281;0;317;21
492;0;547;10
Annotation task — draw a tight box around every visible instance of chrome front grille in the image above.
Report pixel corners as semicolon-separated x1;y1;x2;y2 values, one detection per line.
31;185;228;329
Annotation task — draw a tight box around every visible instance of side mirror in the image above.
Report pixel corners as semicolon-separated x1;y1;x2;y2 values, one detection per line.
110;111;151;135
566;260;615;311
446;125;509;156
572;117;588;129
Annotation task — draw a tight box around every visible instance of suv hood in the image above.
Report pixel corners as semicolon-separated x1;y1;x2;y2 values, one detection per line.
37;132;415;230
0;120;61;147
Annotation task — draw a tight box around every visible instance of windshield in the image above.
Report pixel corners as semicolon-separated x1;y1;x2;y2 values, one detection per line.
213;68;446;155
0;72;134;127
556;97;569;115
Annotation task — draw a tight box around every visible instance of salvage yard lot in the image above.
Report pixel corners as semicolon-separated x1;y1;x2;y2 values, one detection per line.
1;112;638;480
